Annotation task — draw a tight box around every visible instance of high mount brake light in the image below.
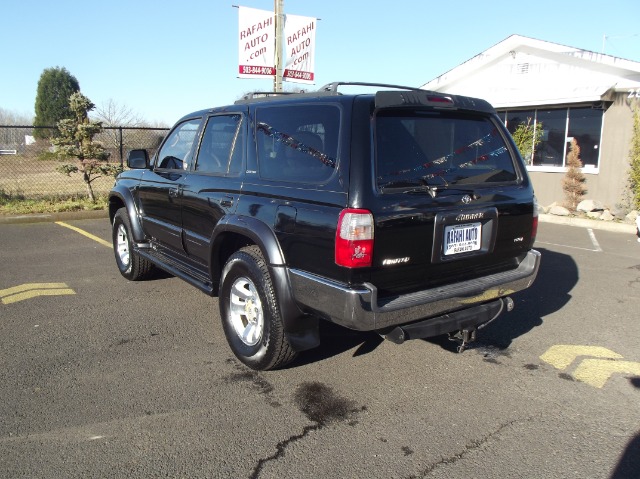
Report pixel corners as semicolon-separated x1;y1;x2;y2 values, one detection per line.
335;209;374;268
426;95;454;104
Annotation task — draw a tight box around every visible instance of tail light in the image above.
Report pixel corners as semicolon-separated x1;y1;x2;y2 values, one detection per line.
530;196;539;247
335;209;374;268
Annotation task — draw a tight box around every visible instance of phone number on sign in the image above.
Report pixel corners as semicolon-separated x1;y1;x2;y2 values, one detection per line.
239;65;275;75
284;70;314;81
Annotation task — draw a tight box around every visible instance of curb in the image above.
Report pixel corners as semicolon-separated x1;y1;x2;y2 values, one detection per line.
0;209;109;225
538;213;637;234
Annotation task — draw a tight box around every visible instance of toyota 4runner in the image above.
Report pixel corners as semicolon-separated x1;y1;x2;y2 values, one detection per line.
109;82;540;370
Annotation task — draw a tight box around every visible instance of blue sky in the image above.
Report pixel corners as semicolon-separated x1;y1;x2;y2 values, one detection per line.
1;0;639;125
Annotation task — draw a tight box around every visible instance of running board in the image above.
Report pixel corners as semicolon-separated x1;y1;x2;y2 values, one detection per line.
137;248;215;296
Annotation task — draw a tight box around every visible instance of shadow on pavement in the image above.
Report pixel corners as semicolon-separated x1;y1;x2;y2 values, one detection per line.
290;322;383;368
292;247;578;365
429;247;578;352
610;379;640;478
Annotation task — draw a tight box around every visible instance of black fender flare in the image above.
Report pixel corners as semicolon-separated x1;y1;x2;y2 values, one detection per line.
213;215;286;266
109;188;146;243
211;215;319;352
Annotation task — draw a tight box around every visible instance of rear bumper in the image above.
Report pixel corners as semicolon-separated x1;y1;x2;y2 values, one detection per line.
289;249;541;332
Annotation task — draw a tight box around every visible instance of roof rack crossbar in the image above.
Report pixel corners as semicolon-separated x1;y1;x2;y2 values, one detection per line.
318;82;422;93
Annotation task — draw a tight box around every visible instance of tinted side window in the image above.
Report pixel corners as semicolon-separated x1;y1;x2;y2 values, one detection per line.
195;115;244;175
156;119;201;170
256;104;339;183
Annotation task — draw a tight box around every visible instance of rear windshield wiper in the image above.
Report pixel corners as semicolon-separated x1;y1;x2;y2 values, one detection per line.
419;176;481;198
379;180;443;198
379;179;420;189
380;178;479;199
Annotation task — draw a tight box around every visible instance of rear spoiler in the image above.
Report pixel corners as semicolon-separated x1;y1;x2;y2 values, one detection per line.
375;90;495;114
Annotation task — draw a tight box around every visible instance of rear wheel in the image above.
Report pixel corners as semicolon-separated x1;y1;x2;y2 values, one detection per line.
112;207;155;281
219;245;297;370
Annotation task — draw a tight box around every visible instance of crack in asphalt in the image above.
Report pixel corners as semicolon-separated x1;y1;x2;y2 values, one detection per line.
413;417;532;478
249;381;363;479
249;423;322;479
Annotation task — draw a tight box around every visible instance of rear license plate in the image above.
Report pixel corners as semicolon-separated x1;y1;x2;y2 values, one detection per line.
444;222;482;256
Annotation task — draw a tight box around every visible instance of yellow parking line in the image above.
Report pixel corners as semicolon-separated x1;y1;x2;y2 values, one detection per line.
540;345;623;370
573;359;640;389
2;288;76;305
0;283;76;305
1;283;69;296
55;221;111;248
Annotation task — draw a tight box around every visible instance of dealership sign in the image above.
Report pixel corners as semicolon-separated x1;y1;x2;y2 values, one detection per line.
283;14;316;84
238;7;276;78
237;6;317;84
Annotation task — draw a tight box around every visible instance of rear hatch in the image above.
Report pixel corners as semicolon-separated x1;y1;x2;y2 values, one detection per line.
364;91;536;298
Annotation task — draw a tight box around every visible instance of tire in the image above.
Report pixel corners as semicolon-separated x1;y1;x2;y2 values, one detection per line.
112;207;155;281
219;245;297;371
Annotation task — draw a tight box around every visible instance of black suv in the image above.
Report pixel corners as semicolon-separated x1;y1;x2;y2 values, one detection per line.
109;82;540;370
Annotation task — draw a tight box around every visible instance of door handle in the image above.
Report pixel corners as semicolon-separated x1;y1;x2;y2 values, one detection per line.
220;197;234;208
169;187;179;198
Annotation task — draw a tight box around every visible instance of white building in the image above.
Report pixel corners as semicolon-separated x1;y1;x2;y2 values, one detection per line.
421;34;640;209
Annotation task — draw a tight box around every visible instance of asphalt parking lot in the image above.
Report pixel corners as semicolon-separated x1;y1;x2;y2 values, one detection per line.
1;217;639;479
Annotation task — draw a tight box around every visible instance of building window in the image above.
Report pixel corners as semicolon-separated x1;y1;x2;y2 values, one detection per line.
566;107;602;168
503;106;603;172
534;109;567;167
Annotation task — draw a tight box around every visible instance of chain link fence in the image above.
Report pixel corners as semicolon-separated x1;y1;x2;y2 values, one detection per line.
0;125;169;199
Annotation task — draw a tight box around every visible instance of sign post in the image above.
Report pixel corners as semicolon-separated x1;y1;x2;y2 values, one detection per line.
274;0;284;92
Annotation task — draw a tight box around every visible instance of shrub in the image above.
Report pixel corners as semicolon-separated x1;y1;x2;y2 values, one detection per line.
562;138;587;212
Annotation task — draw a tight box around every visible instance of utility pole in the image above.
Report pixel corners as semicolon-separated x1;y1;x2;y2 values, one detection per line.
274;0;284;92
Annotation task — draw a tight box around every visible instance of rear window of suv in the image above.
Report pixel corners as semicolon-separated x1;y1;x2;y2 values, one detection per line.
256;104;340;183
375;109;518;191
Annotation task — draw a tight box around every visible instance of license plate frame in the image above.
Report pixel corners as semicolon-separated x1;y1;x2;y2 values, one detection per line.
431;208;498;264
443;222;482;256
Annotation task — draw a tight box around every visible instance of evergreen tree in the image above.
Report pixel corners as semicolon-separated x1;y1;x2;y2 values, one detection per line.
33;67;80;139
562;138;587;211
53;92;120;202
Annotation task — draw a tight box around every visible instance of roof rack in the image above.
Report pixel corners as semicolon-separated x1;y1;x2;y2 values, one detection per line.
317;82;422;93
237;91;297;101
233;82;427;105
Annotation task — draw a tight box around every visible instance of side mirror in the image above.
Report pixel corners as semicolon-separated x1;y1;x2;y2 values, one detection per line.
127;149;149;169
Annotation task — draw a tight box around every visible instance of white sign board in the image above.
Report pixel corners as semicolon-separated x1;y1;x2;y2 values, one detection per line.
238;7;276;78
283;14;316;84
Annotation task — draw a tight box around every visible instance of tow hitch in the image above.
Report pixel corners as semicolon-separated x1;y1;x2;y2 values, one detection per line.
382;297;514;351
448;297;514;352
448;328;477;353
